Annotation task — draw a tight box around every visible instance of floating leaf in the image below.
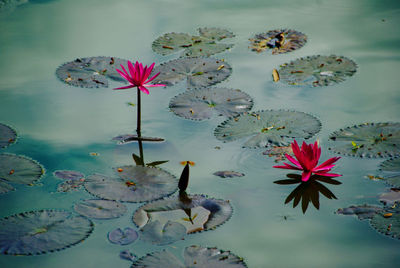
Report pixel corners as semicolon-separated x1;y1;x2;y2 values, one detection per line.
108;227;138;245
0;180;14;194
213;171;245;178
263;145;293;162
329;123;400;158
278;55;357;87
56;56;128;88
133;194;232;233
152;28;234;57
139;220;186;246
54;170;84;181
379;189;400;205
74;199;127;219
132;245;248;267
85;166;177;203
0;153;44;193
370;206;400;240
57;179;85;193
336;204;383;220
151;57;232;88
249;29;307;54
0;210;93;255
214;110;321;148
0;123;17;149
169;88;253;120
380;158;400;187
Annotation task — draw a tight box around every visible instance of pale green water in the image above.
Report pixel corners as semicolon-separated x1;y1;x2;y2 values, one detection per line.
0;0;400;267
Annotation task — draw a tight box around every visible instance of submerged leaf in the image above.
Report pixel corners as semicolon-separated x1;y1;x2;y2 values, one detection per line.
213;171;245;178
0;123;17;148
54;170;84;181
214;110;321;148
170;87;253;120
249;29;307;54
108;228;138;245
329;122;400;158
74;199;127;219
112;134;164;144
139;220;186;246
0;210;93;255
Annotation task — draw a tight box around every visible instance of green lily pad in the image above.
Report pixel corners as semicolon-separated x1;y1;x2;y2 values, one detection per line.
169;88;253;120
56;56;128;88
0;153;44;194
151;57;232;88
249;29;307;54
0;123;17;149
329;122;400;158
370;206;400;240
152;27;234;57
278;55;357;87
380;158;400;187
214;110;321;148
336;204;383;220
85;166;177;203
0;210;94;255
132;245;248;268
139;220;186;246
133;194;232;234
74;199;127;219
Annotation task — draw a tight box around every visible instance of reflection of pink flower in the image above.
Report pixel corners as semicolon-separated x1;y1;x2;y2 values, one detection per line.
273;140;341;182
114;61;165;94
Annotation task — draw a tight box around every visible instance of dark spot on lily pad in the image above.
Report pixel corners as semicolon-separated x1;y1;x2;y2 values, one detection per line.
108;227;138;245
151;57;232;88
213;171;245;178
278;55;357;87
249;29;307;54
0;123;17;149
329;122;400;158
214;110;321;148
74;199;127;219
0;210;93;255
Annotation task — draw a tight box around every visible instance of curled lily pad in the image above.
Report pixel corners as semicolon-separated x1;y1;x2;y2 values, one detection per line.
74;199;127;219
132;245;248;267
0;153;44;194
54;170;84;181
152;27;234;57
278;55;357;87
139;220;186;246
336;204;383;220
56;56;128;88
0;123;17;148
214;110;321;148
169;88;253;120
85;166;177;203
213;171;245;178
370;206;400;240
133;194;232;234
108;228;138;245
329;123;400;158
380;158;400;187
151;57;232;88
249;29;307;54
0;210;93;255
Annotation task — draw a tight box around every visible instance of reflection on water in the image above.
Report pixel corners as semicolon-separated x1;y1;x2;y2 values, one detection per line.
274;174;342;213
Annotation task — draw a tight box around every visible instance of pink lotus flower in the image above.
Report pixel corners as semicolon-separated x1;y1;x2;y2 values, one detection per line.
114;61;165;94
273;140;341;182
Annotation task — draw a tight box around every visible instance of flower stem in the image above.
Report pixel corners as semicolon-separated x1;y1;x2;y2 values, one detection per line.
136;88;141;137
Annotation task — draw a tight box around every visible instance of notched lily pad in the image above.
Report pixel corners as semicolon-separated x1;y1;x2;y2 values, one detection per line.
329;123;400;158
370;206;400;240
380;158;400;187
336;204;383;220
151;57;232;88
56;56;128;88
74;199;127;219
139;220;186;246
249;29;307;54
132;245;248;267
278;55;357;87
85;166;177;202
133;194;232;234
0;210;93;255
0;153;44;194
0;123;17;148
108;227;138;245
214;110;321;148
152;27;234;57
213;171;245;178
169;88;253;120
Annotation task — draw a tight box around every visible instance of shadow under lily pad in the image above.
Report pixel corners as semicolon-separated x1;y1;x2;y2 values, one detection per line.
0;123;17;149
329;122;400;158
0;210;94;255
152;27;234;57
85;166;177;203
132;245;248;268
380;158;400;187
56;56;128;88
74;199;127;219
169;87;253;120
278;55;357;87
214;110;321;148
151;57;232;88
249;29;307;54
